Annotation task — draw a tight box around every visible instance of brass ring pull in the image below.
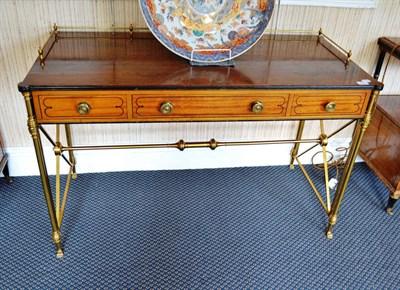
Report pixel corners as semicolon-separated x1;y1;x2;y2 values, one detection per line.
324;102;337;113
252;100;264;114
77;102;91;115
160;101;173;115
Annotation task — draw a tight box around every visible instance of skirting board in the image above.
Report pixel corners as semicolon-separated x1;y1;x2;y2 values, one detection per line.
3;138;361;177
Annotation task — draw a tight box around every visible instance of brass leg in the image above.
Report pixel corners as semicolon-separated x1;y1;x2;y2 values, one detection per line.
326;122;362;238
290;120;305;170
65;124;77;179
295;156;329;214
23;92;63;258
326;89;380;239
319;121;331;212
54;125;74;229
292;122;335;216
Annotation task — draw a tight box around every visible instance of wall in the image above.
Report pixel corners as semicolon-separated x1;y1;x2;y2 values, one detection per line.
0;0;399;175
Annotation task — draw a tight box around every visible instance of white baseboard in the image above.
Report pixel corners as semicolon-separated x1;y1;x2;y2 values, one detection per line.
3;138;361;177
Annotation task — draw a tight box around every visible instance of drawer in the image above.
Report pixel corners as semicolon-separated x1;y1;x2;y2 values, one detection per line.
290;92;369;118
133;92;289;121
31;90;371;123
34;93;128;122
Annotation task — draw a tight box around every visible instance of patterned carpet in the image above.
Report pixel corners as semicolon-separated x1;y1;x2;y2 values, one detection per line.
0;163;399;289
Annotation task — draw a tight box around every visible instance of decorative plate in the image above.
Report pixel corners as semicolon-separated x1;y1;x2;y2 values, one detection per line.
139;0;275;63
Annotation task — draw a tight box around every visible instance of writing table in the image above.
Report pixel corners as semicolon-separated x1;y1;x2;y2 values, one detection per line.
18;28;382;257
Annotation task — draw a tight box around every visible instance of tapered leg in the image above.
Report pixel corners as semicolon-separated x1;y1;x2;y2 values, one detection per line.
385;188;400;216
289;120;305;170
385;197;397;216
326;89;380;238
2;155;12;183
373;50;386;80
23;92;63;258
326;120;362;238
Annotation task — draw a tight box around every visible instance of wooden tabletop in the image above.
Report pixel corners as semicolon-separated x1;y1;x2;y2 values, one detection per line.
19;31;382;92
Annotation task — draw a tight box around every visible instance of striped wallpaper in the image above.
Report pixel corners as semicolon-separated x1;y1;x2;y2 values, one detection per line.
0;0;399;152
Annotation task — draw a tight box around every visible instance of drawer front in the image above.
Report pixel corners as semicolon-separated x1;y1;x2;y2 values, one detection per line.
133;93;289;120
290;92;369;117
35;94;128;122
31;89;371;123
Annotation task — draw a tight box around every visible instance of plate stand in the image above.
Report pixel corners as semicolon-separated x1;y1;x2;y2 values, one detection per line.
189;48;234;67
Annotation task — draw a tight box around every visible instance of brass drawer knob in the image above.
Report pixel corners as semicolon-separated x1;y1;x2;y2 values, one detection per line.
77;102;91;115
252;100;264;114
325;102;337;113
160;101;173;115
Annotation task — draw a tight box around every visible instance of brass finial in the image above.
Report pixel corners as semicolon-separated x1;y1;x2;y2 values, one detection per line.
345;50;353;69
53;23;59;41
38;46;45;68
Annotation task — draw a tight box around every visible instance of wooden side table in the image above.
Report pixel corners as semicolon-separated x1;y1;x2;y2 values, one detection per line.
373;37;400;79
359;37;400;215
0;129;12;183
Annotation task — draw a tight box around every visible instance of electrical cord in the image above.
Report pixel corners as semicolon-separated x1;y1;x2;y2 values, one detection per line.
311;145;350;189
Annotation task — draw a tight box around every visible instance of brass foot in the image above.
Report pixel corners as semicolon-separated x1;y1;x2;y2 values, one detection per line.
52;231;63;258
56;248;64;258
289;164;294;170
326;231;333;239
5;176;13;183
72;173;78;179
386;207;394;216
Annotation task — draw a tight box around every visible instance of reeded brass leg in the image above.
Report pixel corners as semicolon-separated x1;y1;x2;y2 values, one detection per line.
23;92;63;257
290;120;305;170
326;89;380;238
327;121;362;239
65;124;77;179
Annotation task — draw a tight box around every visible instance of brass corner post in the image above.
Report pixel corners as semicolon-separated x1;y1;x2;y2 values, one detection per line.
23;91;64;258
